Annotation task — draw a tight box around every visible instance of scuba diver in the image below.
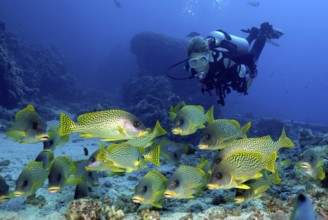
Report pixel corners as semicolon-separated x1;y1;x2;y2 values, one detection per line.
169;22;284;106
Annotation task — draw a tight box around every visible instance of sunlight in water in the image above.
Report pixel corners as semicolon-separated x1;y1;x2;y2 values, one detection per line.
180;0;229;18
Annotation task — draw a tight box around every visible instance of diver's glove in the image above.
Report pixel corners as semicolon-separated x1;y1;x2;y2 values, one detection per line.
195;72;207;80
260;22;284;39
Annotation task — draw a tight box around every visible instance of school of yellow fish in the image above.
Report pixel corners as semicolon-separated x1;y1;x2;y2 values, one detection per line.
5;102;321;212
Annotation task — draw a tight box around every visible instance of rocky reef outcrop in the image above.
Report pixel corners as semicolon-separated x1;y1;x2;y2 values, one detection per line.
0;20;81;108
130;31;187;76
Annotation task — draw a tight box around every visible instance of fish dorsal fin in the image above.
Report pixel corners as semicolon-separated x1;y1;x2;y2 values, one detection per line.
16;104;35;119
241;122;252;137
260;135;272;141
227;119;241;128
205;106;214;123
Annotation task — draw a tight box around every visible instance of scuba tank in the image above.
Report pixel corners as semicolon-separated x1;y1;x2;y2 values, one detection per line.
207;30;249;56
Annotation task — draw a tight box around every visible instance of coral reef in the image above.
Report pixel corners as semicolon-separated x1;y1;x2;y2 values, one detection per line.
0;20;87;109
138;209;160;220
65;198;102;220
299;128;328;149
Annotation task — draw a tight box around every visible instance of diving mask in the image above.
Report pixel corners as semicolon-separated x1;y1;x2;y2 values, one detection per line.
188;54;209;69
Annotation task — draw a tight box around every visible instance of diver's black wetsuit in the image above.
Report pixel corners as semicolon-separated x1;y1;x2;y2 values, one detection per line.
186;48;250;106
186;22;282;106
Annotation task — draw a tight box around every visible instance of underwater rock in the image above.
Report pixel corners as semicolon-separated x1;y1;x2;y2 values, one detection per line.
121;75;174;127
299;129;328;149
0;160;10;167
0;21;82;108
25;195;47;208
65;198;102;220
130;31;187;76
254;118;285;139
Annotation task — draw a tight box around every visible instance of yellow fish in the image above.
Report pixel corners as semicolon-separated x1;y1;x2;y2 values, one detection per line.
165;165;208;199
97;143;160;173
58;110;147;141
211;128;294;173
208;150;272;190
133;170;167;208
170;103;214;136
14;161;48;197
6;104;48;144
296;148;326;181
48;156;81;193
198;119;251;150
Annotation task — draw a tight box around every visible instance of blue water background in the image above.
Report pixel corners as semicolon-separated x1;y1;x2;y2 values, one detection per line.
0;0;327;124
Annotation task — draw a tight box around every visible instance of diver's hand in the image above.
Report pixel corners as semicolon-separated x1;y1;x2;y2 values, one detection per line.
195;72;206;80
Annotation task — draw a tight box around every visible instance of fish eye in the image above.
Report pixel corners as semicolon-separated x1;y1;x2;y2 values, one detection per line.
214;158;221;164
56;173;61;181
89;157;96;163
133;121;141;128
309;155;314;162
23;180;28;187
173;180;179;186
204;134;211;141
178;118;184;125
216;172;223;180
142;186;147;193
32;122;39;130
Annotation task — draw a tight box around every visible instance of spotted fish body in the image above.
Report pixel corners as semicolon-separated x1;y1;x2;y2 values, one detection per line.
14;161;48;197
212;129;294;173
58;110;147;141
170;104;214;136
165;165;207;199
133;170;167;208
208;150;269;190
97;143;160;173
198;119;251;150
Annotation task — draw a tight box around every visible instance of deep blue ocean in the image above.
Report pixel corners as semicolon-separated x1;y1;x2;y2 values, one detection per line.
0;0;327;124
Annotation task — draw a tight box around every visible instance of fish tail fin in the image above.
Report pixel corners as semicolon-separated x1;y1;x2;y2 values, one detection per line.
153;121;167;137
144;144;160;166
58;113;76;136
278;128;294;148
205;106;215;123
241;121;251;138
